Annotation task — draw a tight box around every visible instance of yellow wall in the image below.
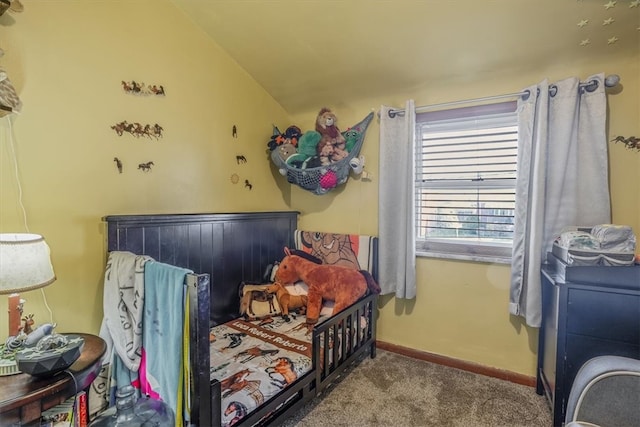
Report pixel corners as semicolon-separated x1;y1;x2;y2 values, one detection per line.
288;55;640;375
0;1;292;335
1;1;638;378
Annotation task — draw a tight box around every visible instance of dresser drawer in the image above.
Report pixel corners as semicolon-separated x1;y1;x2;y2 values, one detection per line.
566;334;640;382
567;288;640;345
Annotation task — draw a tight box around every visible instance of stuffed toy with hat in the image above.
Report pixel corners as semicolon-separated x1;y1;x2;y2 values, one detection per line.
268;125;302;151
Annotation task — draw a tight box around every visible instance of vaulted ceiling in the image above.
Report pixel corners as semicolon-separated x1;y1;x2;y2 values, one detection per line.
170;0;639;114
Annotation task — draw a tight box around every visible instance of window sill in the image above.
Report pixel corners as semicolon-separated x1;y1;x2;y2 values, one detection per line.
417;250;512;265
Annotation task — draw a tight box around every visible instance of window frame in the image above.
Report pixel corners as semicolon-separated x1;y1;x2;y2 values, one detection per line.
414;101;518;264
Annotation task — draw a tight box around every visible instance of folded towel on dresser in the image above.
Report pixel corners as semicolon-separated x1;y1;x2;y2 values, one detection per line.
558;231;600;250
591;224;636;252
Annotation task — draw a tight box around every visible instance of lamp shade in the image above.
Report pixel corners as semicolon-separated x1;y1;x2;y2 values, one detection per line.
0;233;56;294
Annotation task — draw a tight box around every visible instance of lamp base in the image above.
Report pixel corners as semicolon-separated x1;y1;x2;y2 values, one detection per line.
8;293;23;337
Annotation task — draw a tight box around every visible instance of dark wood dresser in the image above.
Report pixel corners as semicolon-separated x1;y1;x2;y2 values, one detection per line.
536;261;640;427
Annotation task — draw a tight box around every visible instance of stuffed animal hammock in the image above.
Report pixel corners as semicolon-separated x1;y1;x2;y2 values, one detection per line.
270;112;374;195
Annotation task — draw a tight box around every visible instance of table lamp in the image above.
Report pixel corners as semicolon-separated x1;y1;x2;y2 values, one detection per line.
0;233;56;337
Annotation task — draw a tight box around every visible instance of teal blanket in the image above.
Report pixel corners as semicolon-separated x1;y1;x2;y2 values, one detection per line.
141;260;192;425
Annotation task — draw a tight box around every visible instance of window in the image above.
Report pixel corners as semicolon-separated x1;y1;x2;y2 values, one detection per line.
415;101;518;263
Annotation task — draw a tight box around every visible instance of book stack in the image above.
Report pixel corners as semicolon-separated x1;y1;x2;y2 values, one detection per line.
40;390;88;427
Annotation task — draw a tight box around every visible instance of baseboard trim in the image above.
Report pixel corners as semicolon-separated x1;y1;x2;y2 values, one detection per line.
376;340;536;388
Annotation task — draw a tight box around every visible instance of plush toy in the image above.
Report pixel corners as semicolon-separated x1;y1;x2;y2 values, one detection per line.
331;145;348;163
239;284;280;320
343;128;361;152
316;136;335;166
283;125;302;147
315;108;345;147
302;155;322;169
297;131;321;158
319;170;338;190
277;142;297;163
265;282;308;322
285;153;308;169
267;125;282;151
275;247;381;326
267;125;302;151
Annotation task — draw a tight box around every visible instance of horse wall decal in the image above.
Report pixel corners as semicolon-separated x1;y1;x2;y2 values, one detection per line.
113;157;123;173
138;161;154;172
110;121;164;139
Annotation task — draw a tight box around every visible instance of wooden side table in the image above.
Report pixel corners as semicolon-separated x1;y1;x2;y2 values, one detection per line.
0;333;106;426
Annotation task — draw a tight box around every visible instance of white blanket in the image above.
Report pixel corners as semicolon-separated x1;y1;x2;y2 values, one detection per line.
99;251;152;371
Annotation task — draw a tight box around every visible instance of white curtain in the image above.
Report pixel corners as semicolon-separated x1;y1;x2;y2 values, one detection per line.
378;100;416;299
510;73;611;327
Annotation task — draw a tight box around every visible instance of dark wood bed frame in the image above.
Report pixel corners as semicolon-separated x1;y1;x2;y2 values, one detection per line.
104;211;378;427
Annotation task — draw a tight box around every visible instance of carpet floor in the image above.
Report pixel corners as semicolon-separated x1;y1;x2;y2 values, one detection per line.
278;349;552;427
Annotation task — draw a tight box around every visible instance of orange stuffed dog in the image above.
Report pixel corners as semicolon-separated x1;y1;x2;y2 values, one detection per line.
275;247;381;326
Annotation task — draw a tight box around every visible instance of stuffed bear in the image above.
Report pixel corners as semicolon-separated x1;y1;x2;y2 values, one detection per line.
331;145;348;163
316;136;335;166
275;247;381;327
315;107;345;148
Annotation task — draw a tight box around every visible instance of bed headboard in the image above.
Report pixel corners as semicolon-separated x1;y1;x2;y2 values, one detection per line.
103;211;298;325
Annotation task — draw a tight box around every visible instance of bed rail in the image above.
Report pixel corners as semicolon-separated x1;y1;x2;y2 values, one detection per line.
204;292;378;427
186;273;211;427
313;292;377;393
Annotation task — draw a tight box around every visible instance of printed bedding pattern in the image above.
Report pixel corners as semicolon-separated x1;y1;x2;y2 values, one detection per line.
210;314;343;427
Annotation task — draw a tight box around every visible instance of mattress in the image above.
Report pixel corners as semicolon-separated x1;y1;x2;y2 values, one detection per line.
210;315;313;427
210;306;369;427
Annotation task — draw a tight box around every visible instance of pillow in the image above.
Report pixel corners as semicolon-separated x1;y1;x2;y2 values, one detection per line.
294;230;377;274
284;282;308;296
238;283;282;320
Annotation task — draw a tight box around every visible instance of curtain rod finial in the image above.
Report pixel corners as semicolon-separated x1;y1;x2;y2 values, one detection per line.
605;74;620;88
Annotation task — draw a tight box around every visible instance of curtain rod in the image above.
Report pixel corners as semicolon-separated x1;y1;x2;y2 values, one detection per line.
387;74;620;118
